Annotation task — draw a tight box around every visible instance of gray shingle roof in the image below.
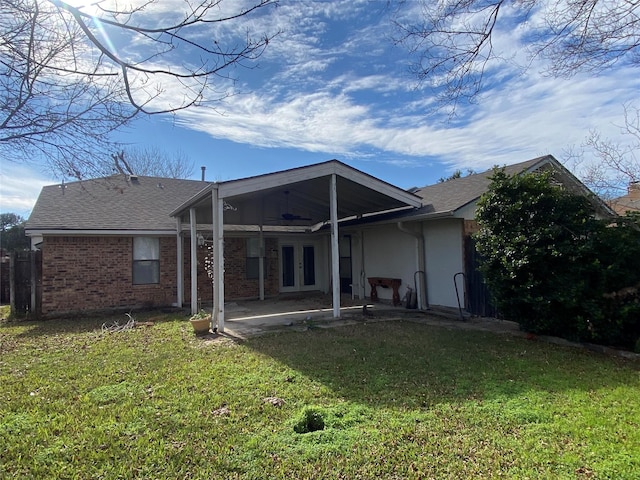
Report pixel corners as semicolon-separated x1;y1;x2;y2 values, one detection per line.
26;175;209;232
27;155;608;233
413;156;553;213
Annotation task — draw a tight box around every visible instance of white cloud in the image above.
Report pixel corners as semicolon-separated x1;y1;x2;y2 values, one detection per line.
167;52;639;176
0;165;54;218
6;0;639;206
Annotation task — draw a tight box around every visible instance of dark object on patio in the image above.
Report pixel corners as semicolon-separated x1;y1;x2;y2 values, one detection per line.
368;277;402;305
362;304;374;317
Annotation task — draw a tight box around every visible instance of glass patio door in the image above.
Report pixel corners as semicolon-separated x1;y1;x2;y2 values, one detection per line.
280;241;317;292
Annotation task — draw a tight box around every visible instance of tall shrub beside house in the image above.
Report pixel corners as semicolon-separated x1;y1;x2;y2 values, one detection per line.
593;212;640;349
475;168;640;350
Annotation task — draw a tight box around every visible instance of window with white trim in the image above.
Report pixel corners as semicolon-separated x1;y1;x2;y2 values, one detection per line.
133;237;160;284
246;237;264;280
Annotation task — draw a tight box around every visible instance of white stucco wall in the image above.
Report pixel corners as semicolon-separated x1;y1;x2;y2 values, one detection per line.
455;201;478;220
359;226;418;303
423;219;465;308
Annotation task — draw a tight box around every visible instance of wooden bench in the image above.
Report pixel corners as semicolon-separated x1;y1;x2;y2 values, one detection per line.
367;277;402;306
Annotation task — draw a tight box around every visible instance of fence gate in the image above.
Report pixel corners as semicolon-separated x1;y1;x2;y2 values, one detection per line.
9;250;42;316
464;236;497;318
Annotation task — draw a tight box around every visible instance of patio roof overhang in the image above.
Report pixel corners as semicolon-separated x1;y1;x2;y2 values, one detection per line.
169;160;423;333
170;160;422;226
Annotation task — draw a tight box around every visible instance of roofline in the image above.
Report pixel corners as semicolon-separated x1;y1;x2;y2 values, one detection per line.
404;210;456;222
338;209;455;229
448;155;556;214
538;157;617;217
36;173;208;189
25;229;178;236
26;226;312;237
170;159;423;217
517;155;616;217
448;155;616;217
170;183;218;217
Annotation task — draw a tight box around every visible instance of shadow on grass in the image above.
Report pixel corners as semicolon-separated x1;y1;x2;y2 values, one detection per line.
0;309;190;338
246;320;640;408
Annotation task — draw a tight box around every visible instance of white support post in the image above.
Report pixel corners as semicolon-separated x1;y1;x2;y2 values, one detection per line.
330;174;340;318
30;250;36;314
176;217;183;308
258;226;265;301
189;208;198;315
212;189;225;332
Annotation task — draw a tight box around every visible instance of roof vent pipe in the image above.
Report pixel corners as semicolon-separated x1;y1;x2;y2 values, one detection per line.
201;166;206;181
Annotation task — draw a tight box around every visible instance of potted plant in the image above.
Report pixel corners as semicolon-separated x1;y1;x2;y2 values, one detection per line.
188;241;216;335
189;310;212;334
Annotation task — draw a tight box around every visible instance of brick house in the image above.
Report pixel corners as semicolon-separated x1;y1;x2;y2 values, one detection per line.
609;182;640;215
25;156;612;328
25;161;422;322
24;175;314;317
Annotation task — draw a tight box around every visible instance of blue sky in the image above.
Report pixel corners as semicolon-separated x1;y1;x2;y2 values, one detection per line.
1;0;639;218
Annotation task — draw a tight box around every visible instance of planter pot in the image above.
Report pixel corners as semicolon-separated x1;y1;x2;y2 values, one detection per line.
190;316;211;334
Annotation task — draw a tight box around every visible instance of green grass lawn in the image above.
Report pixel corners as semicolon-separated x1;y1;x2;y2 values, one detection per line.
1;313;638;479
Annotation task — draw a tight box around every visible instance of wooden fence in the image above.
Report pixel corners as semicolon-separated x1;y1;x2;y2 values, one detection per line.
2;251;42;316
464;236;498;318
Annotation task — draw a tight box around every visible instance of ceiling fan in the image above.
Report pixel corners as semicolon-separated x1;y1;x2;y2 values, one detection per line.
280;191;312;221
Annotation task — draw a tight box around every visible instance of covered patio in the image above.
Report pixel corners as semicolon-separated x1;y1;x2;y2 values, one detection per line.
220;292;409;338
170;160;422;332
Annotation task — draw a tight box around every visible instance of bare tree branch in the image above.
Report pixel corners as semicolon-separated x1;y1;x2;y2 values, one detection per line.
393;0;640;111
0;0;278;179
564;103;640;200
106;147;195;178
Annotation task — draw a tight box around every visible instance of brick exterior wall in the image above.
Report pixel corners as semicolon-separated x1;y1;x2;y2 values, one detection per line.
464;220;480;236
41;236;178;316
40;235;282;316
222;237;280;299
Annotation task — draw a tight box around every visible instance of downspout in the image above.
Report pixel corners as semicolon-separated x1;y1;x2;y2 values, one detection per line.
397;221;428;310
258;199;265;301
359;229;366;300
258;225;264;301
329;174;340;318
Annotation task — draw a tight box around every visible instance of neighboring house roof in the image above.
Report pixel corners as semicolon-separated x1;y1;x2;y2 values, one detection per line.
609;184;640;215
26;175;208;233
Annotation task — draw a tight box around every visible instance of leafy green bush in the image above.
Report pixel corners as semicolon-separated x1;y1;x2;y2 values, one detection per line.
475;168;640;349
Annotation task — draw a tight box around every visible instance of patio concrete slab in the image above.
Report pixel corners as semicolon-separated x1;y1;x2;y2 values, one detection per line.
221;293;390;338
205;292;517;340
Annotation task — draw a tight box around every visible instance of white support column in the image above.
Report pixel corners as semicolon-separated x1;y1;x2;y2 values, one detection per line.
189;208;198;315
258;226;265;301
330;174;340;318
176;217;184;308
30;250;36;314
212;189;225;332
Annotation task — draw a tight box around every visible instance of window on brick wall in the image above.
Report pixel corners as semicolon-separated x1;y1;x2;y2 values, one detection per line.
133;237;160;284
246;237;265;280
